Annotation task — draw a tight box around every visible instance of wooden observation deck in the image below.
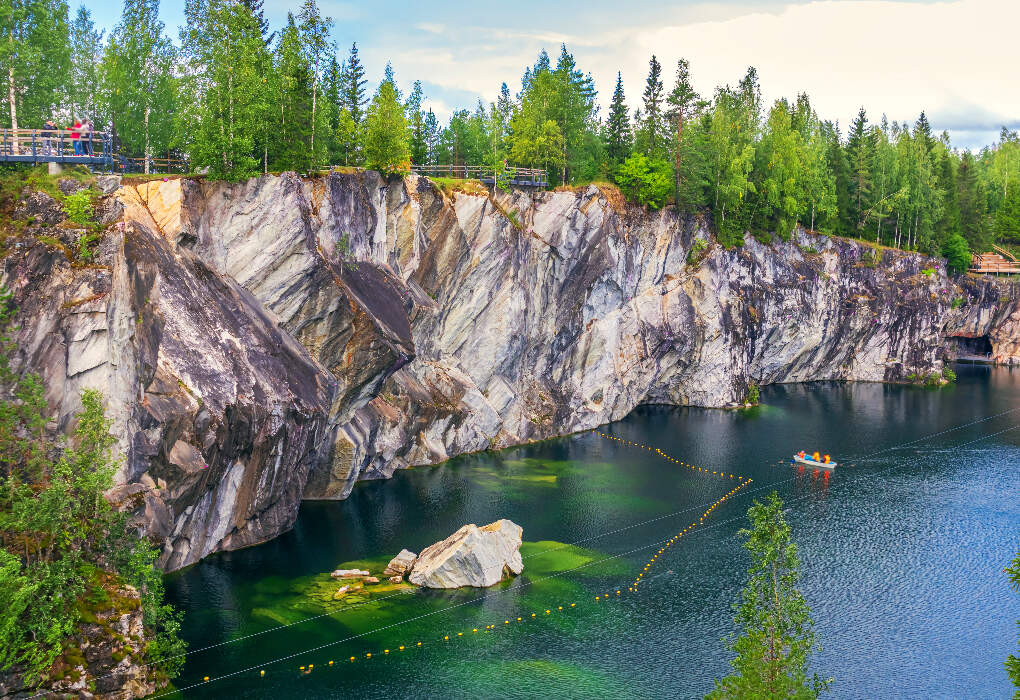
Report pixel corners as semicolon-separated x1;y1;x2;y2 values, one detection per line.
969;245;1020;275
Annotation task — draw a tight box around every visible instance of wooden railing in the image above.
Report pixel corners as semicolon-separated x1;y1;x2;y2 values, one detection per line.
412;164;548;187
115;156;190;174
0;128;113;163
969;259;1020;275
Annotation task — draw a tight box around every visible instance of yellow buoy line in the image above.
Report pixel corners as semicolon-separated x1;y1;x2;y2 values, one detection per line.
593;431;752;589
137;416;1020;698
89;406;1020;694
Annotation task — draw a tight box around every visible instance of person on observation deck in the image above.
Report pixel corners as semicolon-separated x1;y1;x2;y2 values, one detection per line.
42;119;58;155
80;119;93;156
70;120;82;155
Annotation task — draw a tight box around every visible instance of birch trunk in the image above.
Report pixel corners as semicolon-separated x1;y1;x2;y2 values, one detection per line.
144;106;150;174
8;59;19;155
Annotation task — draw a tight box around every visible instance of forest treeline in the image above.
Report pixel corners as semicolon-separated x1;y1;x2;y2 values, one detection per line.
4;0;1020;266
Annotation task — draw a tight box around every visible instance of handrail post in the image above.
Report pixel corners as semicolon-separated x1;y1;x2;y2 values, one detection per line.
32;130;37;161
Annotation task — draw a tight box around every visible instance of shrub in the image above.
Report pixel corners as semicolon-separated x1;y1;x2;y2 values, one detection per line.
61;190;94;228
745;382;760;405
950;297;965;309
940;233;971;275
942;367;957;382
687;239;708;265
920;268;935;277
614;153;672;209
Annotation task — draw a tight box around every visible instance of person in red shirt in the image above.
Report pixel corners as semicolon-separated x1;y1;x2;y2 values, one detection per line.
70;121;82;155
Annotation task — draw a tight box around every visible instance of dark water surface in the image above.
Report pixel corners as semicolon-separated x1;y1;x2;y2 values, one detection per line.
166;366;1019;699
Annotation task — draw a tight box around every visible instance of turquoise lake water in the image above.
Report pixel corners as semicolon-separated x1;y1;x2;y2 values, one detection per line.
165;365;1020;698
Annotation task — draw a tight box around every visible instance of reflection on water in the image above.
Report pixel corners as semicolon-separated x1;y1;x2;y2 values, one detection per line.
166;366;1020;698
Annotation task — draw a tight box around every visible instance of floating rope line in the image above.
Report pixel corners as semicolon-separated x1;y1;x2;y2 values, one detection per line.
142;417;1018;695
66;410;1020;697
592;431;753;589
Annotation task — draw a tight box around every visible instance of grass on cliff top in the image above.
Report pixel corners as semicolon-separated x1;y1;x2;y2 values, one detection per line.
429;176;489;197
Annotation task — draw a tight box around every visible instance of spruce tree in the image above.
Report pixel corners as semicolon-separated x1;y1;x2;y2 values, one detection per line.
956;151;988;250
604;71;631;170
340;42;367;124
845;108;875;235
709;492;830;698
273;14;316;172
406;80;427;165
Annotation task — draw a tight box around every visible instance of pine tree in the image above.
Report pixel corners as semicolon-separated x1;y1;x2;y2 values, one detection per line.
709;492;830;699
823;121;853;235
639;55;664;157
666;58;700;207
102;0;177;172
363;70;410;174
604;71;631;170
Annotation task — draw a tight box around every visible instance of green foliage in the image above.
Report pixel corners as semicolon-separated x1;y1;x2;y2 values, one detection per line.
363;79;411;174
1007;551;1020;696
62;190;93;227
0;289;184;685
102;0;178;168
708;492;830;699
950;297;965;309
941;233;971;275
687;238;708;265
615;153;672;209
941;367;956;383
745;383;760;405
920;268;935;277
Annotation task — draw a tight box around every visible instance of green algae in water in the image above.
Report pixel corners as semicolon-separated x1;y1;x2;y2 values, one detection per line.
236;539;627;651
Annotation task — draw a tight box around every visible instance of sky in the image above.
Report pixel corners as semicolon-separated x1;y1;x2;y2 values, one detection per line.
86;0;1019;150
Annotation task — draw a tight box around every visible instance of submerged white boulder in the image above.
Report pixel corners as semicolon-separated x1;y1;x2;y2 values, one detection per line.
408;519;524;589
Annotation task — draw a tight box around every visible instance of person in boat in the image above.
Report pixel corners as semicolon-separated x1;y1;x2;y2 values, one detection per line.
822;454;830;464
812;451;821;461
797;451;806;459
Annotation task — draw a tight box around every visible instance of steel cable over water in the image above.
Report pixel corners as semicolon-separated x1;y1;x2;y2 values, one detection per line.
140;418;1019;696
61;406;1020;696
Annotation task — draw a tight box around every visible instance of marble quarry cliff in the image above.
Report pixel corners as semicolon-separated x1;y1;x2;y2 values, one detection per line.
3;171;1017;570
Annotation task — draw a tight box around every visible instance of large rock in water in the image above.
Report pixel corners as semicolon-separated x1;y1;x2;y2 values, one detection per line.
408;519;523;588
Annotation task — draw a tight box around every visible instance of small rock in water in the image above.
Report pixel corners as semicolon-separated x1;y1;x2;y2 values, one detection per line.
330;568;370;578
408;519;523;589
363;576;380;584
383;549;418;576
388;575;404;584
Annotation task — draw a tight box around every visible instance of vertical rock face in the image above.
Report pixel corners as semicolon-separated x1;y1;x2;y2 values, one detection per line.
4;171;1018;570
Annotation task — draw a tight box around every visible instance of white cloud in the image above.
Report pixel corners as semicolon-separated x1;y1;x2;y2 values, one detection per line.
369;0;1018;147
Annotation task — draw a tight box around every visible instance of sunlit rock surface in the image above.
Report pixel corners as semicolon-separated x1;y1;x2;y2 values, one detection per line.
4;170;1017;570
408;519;524;588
